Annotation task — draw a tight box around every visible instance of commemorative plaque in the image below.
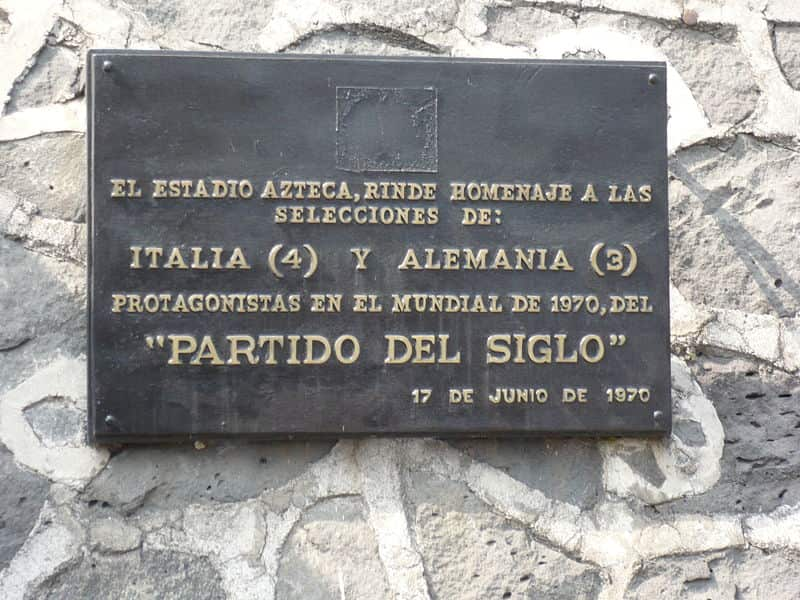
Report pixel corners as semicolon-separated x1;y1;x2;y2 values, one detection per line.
87;51;670;443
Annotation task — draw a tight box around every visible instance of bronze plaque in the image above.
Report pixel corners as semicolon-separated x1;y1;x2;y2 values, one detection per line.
87;51;670;442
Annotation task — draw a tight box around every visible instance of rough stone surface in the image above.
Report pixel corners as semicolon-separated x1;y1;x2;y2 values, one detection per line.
486;6;577;50
601;356;725;505
407;471;603;599
0;357;108;487
123;0;276;51
670;135;800;317
774;25;800;90
6;18;86;113
491;8;760;128
276;496;393;600
39;550;226;599
84;441;335;511
658;28;760;126
0;134;86;222
0;445;49;571
450;439;603;509
24;396;85;447
0;8;9;38
2;0;800;598
290;30;432;56
663;356;800;515
627;548;800;599
0;238;84;394
88;515;142;553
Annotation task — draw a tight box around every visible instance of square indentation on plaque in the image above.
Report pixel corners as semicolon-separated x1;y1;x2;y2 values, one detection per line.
335;87;438;173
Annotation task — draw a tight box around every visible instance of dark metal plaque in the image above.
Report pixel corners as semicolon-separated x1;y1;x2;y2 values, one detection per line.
87;51;670;443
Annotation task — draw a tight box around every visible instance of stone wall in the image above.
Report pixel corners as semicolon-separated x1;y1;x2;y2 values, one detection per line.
1;0;799;598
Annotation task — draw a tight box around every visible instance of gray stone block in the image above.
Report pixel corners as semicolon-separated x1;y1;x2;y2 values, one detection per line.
277;496;393;600
0;444;49;571
628;547;800;599
40;550;226;600
664;356;800;514
83;442;334;512
449;439;604;509
406;470;602;599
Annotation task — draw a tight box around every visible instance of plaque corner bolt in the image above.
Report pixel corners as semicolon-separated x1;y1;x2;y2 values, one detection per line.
194;440;208;451
653;410;665;423
648;73;659;86
102;60;113;73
